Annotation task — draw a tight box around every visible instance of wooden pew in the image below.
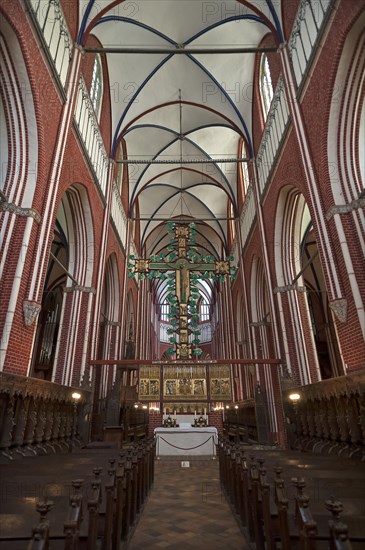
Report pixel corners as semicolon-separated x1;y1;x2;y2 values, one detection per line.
27;500;53;550
218;440;363;550
103;459;116;550
87;467;102;550
273;467;291;550
325;497;353;550
249;456;265;549
26;439;156;549
63;479;84;550
292;477;318;550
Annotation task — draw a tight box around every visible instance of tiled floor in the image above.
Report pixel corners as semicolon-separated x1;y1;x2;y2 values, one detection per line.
127;457;250;549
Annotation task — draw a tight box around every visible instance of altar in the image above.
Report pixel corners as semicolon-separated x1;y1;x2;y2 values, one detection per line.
154;425;218;457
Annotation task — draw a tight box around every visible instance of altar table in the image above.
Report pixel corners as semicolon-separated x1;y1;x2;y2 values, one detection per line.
154;426;218;457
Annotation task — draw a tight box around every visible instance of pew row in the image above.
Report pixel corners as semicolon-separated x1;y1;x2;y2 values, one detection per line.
218;437;365;549
26;438;155;550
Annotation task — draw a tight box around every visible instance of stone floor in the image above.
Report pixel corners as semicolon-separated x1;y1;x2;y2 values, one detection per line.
127;457;249;549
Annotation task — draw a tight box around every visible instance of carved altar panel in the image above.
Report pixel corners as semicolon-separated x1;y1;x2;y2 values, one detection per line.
139;366;160;399
209;365;231;399
163;365;207;400
138;364;232;402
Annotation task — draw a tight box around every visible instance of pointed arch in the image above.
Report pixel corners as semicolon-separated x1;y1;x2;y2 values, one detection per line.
274;186;344;385
250;255;277;434
31;184;95;386
327;14;365;341
98;253;121;397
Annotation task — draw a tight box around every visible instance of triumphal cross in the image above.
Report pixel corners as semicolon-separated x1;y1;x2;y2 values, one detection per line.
129;223;237;359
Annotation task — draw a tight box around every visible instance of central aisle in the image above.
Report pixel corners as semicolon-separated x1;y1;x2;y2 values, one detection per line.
128;458;250;549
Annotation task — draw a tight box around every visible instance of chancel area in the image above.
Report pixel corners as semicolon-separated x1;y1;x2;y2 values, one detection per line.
1;0;365;548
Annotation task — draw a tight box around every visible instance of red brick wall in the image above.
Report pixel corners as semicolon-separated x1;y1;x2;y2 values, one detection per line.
208;411;223;436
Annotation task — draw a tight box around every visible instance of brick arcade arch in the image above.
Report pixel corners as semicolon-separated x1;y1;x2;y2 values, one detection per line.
274;186;344;385
30;184;95;386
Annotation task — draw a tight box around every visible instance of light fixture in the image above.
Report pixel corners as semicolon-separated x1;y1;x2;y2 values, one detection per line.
142;405;148;409
70;392;81;453
134;404;139;408
289;393;301;402
234;405;238;409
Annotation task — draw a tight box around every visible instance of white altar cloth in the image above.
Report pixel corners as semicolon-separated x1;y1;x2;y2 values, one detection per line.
154;427;218;456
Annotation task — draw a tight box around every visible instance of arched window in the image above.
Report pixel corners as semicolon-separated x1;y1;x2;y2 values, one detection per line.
90;54;103;120
241;141;250;195
0;97;8;192
359;94;365;191
259;54;273;121
199;296;210;322
160;298;170;322
229;202;236;243
116;143;124;191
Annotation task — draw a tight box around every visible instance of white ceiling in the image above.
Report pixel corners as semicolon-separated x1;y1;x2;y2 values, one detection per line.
78;0;282;256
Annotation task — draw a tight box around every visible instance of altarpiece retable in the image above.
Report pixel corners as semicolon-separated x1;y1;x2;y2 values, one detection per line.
138;364;231;413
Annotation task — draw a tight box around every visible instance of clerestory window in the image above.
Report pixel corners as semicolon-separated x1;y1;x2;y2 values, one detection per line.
90;54;103;120
259;54;274;122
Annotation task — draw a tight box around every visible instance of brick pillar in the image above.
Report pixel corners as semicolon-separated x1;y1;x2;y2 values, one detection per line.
148;412;163;437
208;412;223;435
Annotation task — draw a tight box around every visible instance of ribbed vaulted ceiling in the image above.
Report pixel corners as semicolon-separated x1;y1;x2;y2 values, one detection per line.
78;1;282;256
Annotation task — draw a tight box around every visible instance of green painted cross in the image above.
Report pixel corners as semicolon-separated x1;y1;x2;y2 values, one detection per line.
129;224;237;359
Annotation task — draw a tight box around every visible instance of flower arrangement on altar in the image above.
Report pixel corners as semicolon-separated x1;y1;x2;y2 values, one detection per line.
192;416;208;427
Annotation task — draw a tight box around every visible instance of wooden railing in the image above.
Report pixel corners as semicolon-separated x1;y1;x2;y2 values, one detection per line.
283;371;365;460
0;373;91;460
218;437;365;549
25;439;156;549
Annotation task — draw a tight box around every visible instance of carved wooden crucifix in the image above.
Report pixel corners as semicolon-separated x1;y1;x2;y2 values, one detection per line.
131;224;235;359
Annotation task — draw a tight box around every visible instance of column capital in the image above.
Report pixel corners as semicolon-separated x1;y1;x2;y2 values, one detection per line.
329;299;348;323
